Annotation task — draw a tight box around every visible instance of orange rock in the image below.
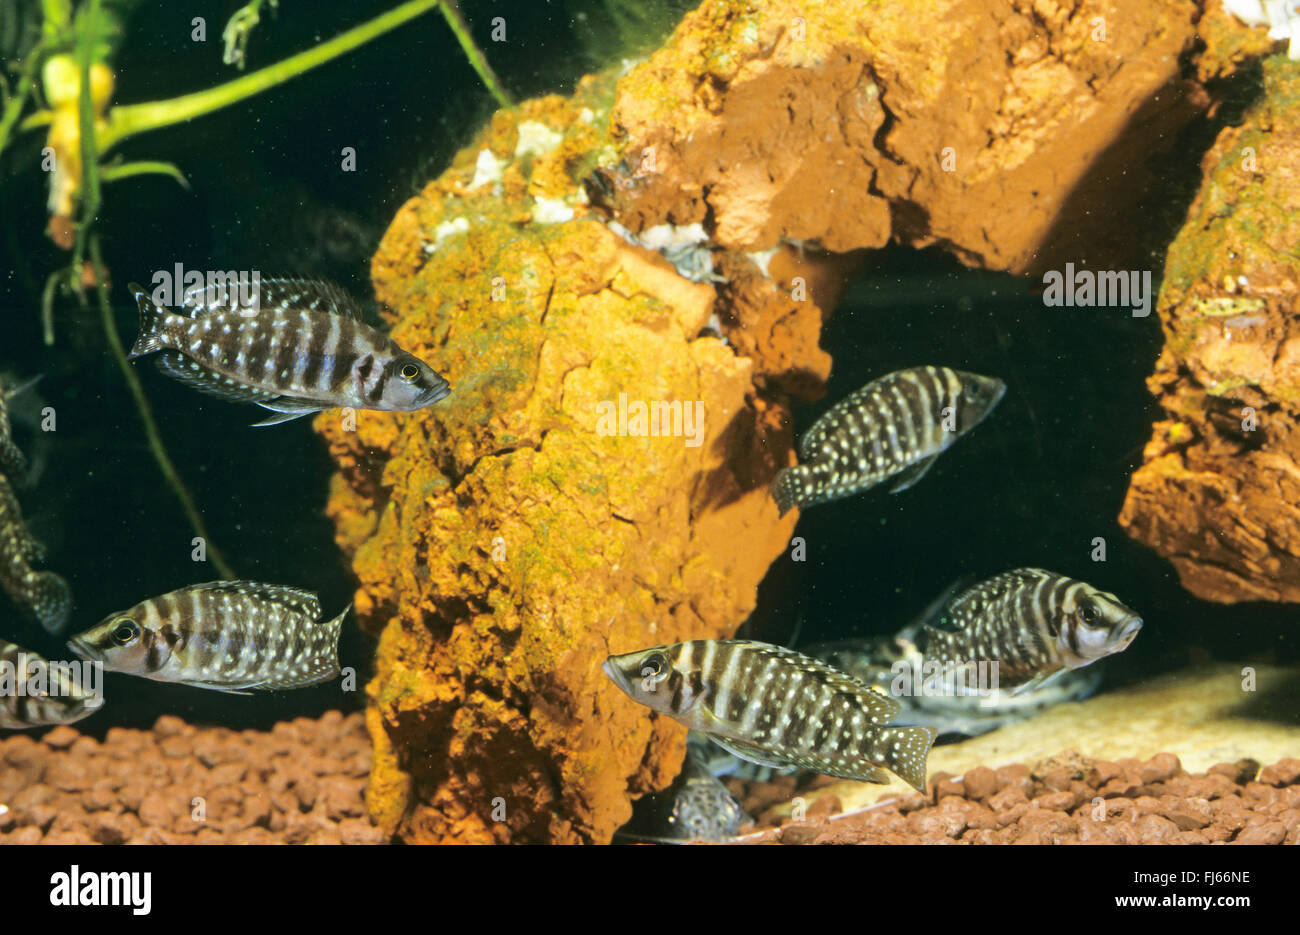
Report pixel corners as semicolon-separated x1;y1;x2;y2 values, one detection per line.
1120;58;1300;603
603;0;1203;274
318;78;797;843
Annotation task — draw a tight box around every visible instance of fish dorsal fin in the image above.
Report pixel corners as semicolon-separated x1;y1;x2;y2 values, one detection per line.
901;575;978;639
156;353;280;404
180;580;323;619
181;277;366;320
936;568;1050;633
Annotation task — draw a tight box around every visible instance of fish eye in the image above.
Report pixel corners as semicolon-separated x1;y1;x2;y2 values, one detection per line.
1078;600;1101;625
640;652;669;679
963;380;981;398
111;619;141;645
398;362;421;382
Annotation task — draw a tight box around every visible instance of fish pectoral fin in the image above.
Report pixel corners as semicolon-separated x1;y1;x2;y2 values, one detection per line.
179;681;259;695
250;397;335;427
888;454;939;494
708;735;797;771
1008;667;1069;697
251;409;318;427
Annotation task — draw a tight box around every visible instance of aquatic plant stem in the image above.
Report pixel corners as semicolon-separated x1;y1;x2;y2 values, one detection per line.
437;1;512;108
0;38;51;161
15;0;513;153
74;2;235;579
91;0;446;152
88;237;237;580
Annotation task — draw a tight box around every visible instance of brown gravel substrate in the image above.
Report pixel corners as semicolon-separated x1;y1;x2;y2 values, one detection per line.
0;711;386;844
728;752;1300;844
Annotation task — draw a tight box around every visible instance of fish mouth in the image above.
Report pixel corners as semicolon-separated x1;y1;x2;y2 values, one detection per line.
418;379;451;407
602;658;629;695
65;637;96;662
1113;617;1143;651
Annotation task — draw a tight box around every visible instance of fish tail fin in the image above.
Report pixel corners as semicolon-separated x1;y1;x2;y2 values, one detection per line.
291;602;349;689
30;571;72;634
874;725;938;793
323;602;350;650
127;283;166;359
770;466;803;517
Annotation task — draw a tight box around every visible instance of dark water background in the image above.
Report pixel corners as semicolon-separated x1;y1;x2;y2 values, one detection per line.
0;1;1291;737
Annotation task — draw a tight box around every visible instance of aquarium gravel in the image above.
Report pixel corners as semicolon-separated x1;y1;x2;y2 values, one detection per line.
0;712;382;844
731;754;1300;845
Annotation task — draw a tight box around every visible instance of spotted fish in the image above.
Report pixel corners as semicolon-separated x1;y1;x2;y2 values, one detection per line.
885;568;1142;697
0;637;101;730
806;633;1104;739
67;581;348;693
0;475;71;633
127;278;450;426
772;366;1005;514
0;377;29;479
603;639;937;792
613;747;751;844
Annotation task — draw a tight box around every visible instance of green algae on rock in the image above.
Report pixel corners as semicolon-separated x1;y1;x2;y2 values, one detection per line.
316;76;798;843
1121;55;1300;603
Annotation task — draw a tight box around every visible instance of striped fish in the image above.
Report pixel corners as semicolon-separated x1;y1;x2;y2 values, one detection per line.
127;278;450;426
603;639;937;792
0;637;101;730
806;634;1104;739
772;366;1005;514
894;568;1142;696
67;581;348;693
0;474;71;633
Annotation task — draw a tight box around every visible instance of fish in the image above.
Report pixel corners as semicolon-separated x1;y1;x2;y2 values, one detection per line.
67;581;348;693
127;277;450;426
805;634;1104;739
613;745;751;844
887;568;1143;697
0;637;101;730
0;375;35;480
0;474;72;633
772;366;1005;514
603;639;937;792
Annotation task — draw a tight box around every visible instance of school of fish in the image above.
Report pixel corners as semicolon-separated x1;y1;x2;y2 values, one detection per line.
604;364;1147;841
0;269;1151;846
0;278;441;729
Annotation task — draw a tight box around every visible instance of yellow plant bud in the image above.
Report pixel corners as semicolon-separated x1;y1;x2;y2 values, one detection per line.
42;55;81;108
90;63;115;113
41;55;115;114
